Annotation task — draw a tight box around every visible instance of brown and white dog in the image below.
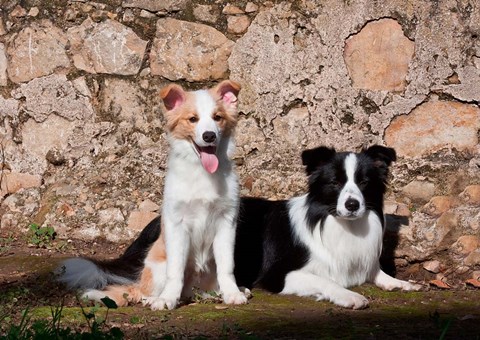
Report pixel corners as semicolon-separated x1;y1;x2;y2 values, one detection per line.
58;80;248;310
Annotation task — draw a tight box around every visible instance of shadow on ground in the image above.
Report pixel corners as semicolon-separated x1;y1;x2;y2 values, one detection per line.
1;248;479;339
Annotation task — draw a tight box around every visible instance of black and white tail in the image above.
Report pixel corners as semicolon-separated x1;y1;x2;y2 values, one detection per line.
57;216;162;290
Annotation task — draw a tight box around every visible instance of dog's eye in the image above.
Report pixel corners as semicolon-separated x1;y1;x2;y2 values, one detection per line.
213;114;223;121
188;116;198;123
330;180;342;187
359;180;369;188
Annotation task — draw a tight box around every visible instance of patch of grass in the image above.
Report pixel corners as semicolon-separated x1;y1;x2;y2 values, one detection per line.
129;315;140;324
0;297;123;339
27;224;56;248
0;234;14;255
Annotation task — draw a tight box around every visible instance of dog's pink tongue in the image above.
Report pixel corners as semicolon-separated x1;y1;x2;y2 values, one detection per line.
200;151;219;174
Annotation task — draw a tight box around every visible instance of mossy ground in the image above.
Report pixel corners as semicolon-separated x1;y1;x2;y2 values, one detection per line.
1;240;479;339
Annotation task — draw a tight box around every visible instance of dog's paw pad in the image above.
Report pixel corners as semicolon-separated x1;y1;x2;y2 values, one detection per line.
223;291;248;305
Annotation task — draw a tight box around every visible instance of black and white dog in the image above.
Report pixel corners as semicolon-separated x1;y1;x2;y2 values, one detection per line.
234;145;420;309
58;145;420;309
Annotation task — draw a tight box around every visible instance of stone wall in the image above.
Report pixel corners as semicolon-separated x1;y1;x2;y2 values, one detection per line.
0;0;479;285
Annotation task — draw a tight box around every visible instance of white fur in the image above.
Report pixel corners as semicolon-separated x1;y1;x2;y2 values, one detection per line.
282;154;420;309
193;90;221;148
144;90;246;310
337;153;366;218
57;258;132;289
146;259;167;296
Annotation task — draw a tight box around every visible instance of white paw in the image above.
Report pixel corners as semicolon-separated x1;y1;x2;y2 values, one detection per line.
223;291;248;305
142;295;178;310
241;287;252;299
381;280;422;292
333;291;369;310
401;281;423;291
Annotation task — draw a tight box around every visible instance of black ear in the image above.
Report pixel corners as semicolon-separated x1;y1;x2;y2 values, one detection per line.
301;146;336;175
363;145;397;167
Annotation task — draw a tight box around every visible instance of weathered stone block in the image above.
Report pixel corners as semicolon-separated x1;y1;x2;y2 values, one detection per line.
460;185;480;206
227;15;251;35
122;0;187;12
7;20;70;83
127;210;158;231
68;18;147;75
421;196;458;217
0;171;42;197
17;74;95;122
150;18;234;81
402;180;435;203
344;18;414;92
385;100;480;157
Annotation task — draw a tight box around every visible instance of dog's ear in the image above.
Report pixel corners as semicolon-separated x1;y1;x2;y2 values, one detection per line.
160;84;185;111
214;80;241;110
364;145;397;167
301;146;336;175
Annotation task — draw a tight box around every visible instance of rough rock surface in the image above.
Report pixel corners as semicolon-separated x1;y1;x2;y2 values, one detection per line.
122;0;188;12
67;18;147;75
0;43;7;86
386;99;480;157
0;0;479;284
344;18;415;92
150;18;234;81
6;20;70;83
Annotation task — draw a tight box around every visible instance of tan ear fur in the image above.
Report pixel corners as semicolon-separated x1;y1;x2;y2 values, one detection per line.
160;84;186;111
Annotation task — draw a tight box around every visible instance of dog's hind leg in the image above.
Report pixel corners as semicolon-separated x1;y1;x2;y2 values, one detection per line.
82;284;143;307
373;270;422;291
282;270;369;310
144;214;189;310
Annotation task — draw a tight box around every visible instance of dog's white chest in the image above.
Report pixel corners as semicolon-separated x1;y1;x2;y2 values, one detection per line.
163;161;238;274
311;212;383;287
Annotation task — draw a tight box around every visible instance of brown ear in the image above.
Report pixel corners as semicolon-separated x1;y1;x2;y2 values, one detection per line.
214;80;241;110
160;84;185;111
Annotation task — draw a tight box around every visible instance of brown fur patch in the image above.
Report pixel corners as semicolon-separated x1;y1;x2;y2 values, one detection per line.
100;284;142;307
212;105;237;136
136;225;167;297
146;228;167;262
163;91;197;136
138;267;154;297
209;80;240;136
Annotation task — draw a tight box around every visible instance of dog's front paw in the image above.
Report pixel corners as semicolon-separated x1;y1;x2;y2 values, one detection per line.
223;291;248;305
142;295;178;310
332;291;369;310
400;281;423;291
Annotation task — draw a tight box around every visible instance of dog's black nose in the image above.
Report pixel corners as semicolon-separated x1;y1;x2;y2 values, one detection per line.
345;198;360;212
202;131;216;143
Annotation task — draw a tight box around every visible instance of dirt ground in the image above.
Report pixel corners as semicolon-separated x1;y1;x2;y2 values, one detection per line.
1;236;480;339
